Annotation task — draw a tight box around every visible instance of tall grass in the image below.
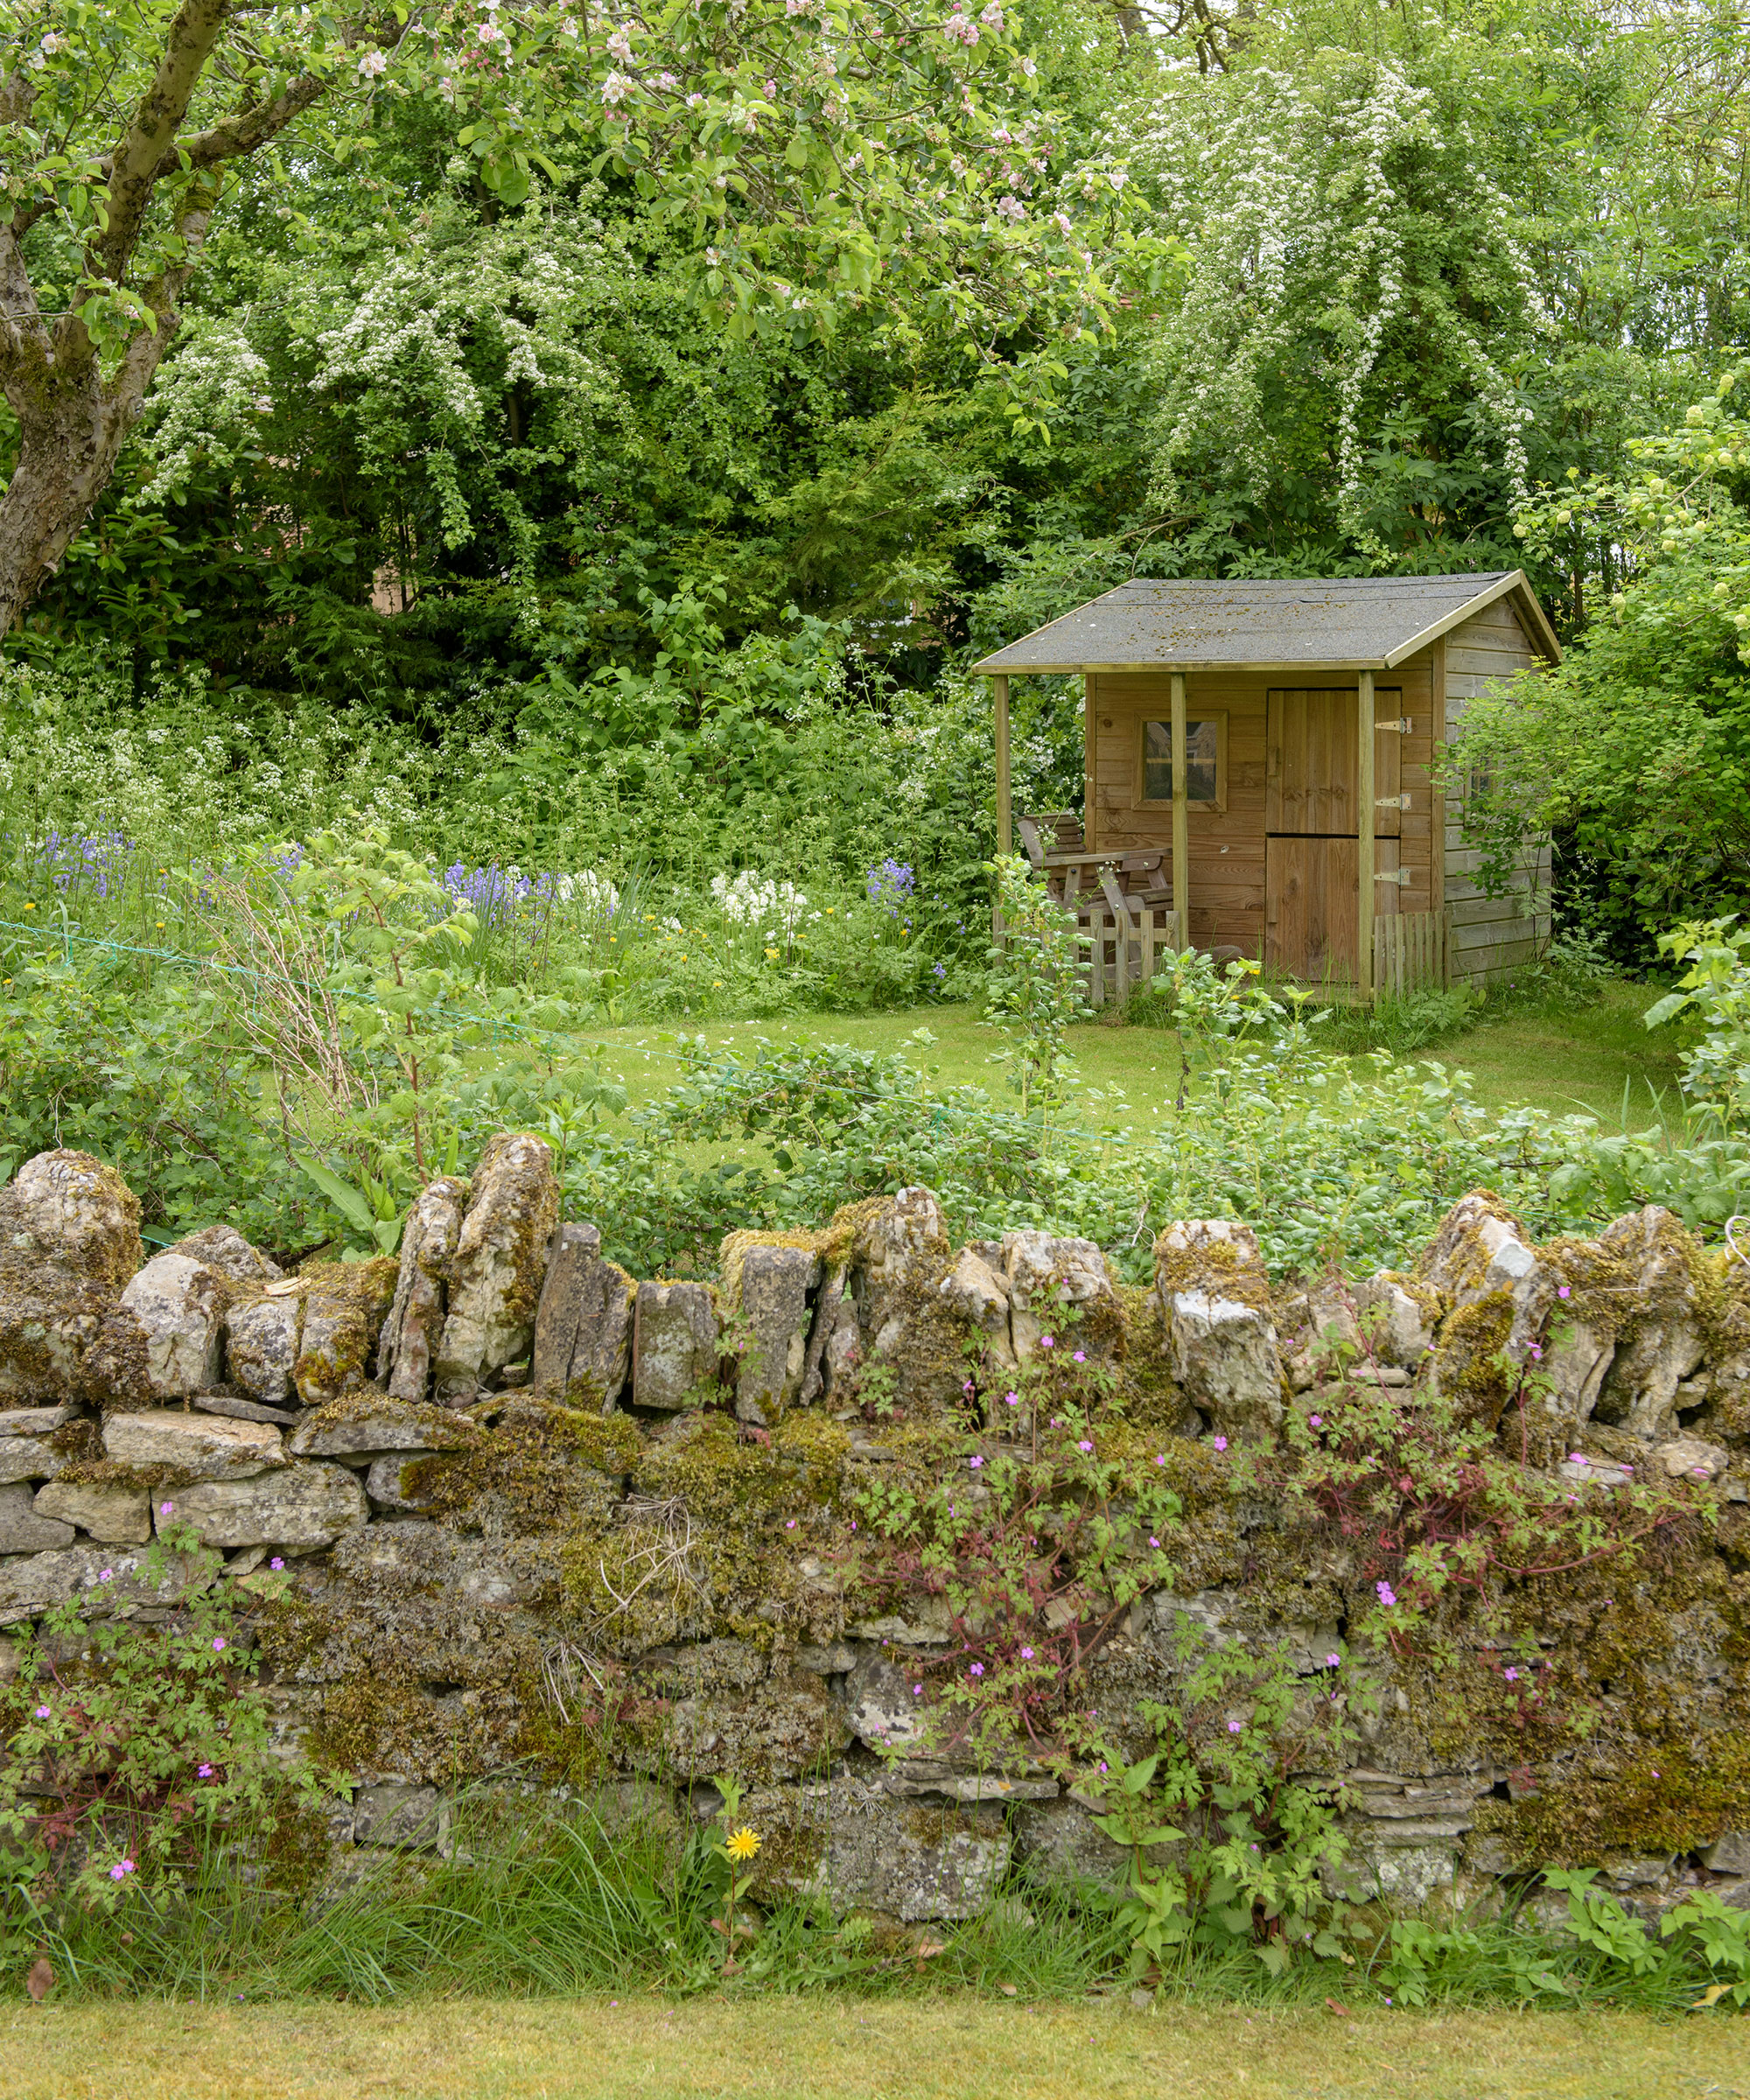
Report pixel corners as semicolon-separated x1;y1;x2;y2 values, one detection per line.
18;1797;1735;2015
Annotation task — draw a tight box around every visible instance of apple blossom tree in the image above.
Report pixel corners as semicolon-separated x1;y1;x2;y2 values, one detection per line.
0;0;1133;638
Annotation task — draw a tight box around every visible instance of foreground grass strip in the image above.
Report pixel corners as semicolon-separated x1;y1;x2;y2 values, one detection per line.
9;1998;1746;2100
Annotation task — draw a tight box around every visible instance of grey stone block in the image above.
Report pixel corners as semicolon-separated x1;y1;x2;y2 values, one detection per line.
34;1480;151;1543
224;1291;304;1406
0;1480;75;1551
352;1782;444;1851
434;1136;558;1403
378;1178;468;1404
158;1460;368;1550
531;1222;634;1409
633;1280;718;1409
116;1250;230;1398
732;1244;819;1424
0;1432;67;1486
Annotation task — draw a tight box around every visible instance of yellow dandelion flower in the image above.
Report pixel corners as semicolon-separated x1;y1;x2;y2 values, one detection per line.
724;1827;761;1861
24;901;35;910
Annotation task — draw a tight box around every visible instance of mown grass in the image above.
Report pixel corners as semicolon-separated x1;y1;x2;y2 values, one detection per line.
10;1996;1745;2100
577;978;1687;1133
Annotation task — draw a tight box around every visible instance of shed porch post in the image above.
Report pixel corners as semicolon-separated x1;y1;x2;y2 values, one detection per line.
1358;668;1376;1001
1170;671;1189;951
991;673;1012;858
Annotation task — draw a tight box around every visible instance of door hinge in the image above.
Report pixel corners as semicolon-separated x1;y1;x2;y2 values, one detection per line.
1376;718;1413;733
1374;868;1410;886
1376;792;1411;810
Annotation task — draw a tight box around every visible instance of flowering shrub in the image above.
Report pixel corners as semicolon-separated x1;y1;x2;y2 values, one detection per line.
709;871;810;934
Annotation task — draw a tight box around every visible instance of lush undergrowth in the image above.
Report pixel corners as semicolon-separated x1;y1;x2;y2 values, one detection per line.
14;1800;1746;2020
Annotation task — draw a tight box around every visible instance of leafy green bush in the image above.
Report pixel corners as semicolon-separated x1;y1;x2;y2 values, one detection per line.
1644;916;1750;1127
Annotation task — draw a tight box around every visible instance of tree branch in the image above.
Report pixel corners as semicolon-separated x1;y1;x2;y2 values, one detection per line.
91;0;234;284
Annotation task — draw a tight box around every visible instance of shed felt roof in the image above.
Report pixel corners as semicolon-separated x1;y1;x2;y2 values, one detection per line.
970;570;1560;675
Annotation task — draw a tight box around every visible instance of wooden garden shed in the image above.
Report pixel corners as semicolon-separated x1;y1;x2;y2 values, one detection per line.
971;570;1560;1001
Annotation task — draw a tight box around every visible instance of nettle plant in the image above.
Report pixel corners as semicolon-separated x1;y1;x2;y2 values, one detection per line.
983;852;1092;1128
0;1522;331;1955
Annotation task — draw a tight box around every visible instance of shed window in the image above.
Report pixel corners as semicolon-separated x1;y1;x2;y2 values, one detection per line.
1141;714;1225;810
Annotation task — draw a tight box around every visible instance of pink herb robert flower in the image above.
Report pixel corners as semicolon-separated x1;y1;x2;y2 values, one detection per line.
969;1662;984;1677
213;1636;226;1653
1212;1436;1228;1452
1376;1581;1397;1607
1040;1335;1054;1349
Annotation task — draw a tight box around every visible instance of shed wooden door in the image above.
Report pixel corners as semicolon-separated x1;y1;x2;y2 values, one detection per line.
1265;836;1401;983
1264;689;1403;983
1265;690;1401;836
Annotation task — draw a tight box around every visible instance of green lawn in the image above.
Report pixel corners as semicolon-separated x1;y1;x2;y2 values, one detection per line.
10;1997;1742;2100
578;980;1687;1133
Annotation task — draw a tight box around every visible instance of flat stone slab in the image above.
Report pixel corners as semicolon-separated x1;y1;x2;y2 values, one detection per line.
289;1399;472;1459
34;1480;151;1544
103;1408;284;1479
158;1460;368;1550
193;1391;304;1428
0;1543;200;1626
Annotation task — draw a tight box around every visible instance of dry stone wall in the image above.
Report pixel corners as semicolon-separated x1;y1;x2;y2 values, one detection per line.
2;1143;1748;1925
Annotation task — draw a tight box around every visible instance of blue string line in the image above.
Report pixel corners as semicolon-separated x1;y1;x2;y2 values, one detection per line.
0;916;585;1051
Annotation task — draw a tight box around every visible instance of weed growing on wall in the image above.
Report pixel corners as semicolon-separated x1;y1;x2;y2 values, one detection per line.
0;1527;336;1961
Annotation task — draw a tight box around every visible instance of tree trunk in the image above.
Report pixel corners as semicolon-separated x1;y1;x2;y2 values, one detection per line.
0;374;144;637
